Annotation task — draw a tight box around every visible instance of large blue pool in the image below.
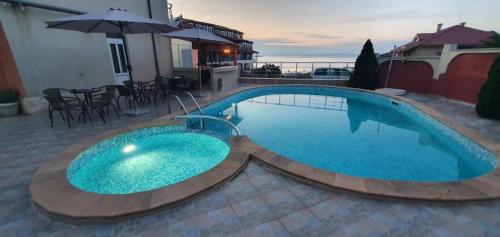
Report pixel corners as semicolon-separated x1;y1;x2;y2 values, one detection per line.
67;126;229;194
201;86;496;182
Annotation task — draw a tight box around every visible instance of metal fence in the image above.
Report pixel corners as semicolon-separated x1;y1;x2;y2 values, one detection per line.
241;61;355;78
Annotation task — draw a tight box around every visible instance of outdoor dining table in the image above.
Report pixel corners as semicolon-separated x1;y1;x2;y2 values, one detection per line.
70;88;102;107
70;87;102;118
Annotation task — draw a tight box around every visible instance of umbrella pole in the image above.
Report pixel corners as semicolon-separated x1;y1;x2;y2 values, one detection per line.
122;34;134;83
192;43;204;97
122;33;149;116
198;44;202;94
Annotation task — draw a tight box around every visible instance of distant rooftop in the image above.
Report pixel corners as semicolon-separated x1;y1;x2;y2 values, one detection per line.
395;23;494;53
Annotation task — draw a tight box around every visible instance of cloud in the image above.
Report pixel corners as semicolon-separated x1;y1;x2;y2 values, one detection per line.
253;37;298;45
343;10;454;23
253;38;409;56
298;32;341;40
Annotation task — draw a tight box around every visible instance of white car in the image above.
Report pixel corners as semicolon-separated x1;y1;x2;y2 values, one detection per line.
312;68;352;80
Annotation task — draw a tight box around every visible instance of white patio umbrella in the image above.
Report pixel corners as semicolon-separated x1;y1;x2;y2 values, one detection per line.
162;28;234;45
46;8;179;116
162;28;235;96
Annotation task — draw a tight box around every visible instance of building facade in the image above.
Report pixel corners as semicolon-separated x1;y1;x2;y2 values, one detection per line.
392;23;494;57
0;0;174;97
171;16;257;73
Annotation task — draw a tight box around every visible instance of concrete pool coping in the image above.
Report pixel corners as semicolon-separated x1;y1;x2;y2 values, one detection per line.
30;85;500;223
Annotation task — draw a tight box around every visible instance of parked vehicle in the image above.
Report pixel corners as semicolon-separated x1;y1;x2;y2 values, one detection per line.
312;68;351;80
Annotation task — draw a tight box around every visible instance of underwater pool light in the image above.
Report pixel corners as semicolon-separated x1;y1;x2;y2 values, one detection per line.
123;144;137;153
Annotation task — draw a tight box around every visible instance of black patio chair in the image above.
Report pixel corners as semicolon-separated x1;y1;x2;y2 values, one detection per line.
43;88;98;128
143;78;166;106
116;85;133;109
160;77;172;113
93;85;120;118
123;80;141;105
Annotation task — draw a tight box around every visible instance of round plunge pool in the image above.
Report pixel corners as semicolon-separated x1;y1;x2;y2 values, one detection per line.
67;126;230;194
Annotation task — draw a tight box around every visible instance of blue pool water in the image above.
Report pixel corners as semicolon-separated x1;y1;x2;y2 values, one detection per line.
67;126;230;194
201;86;496;182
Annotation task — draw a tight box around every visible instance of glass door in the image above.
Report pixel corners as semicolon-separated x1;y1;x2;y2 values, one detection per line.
106;38;130;85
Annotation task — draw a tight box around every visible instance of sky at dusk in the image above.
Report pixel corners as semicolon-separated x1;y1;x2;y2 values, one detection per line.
169;0;500;56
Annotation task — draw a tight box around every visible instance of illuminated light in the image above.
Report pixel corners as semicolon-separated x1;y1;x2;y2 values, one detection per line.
123;144;136;153
223;48;231;54
232;103;236;107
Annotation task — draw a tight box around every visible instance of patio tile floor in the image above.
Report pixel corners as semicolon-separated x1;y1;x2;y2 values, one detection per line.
1;91;500;236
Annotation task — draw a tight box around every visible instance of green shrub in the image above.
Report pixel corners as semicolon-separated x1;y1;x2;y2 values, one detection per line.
476;56;500;120
0;89;20;103
348;39;379;90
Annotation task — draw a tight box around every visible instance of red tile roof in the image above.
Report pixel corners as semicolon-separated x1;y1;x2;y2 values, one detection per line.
415;33;433;42
397;24;494;52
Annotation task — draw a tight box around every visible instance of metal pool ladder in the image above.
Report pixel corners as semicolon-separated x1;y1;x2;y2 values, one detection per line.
170;94;241;136
184;92;204;115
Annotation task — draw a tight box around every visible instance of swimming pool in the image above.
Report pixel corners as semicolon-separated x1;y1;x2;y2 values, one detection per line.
199;86;497;182
67;126;230;194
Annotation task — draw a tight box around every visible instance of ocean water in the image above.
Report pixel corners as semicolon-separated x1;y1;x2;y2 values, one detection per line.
200;86;496;182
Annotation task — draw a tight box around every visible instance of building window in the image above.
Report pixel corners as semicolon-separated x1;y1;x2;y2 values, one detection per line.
117;45;128;73
109;44;121;73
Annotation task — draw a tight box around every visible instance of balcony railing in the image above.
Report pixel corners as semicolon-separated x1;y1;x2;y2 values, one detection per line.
240;61;355;78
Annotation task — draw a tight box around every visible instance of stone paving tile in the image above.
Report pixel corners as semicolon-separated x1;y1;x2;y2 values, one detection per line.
222;178;260;204
241;162;270;178
111;220;136;237
156;201;198;227
248;173;294;194
231;197;276;228
199;206;242;236
193;188;230;215
261;189;305;217
69;224;115;237
2;91;500;236
279;208;330;237
162;215;202;237
288;183;334;207
242;220;290;237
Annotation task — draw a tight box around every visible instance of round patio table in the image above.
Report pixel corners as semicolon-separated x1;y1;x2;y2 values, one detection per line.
70;88;102;119
70;88;102;107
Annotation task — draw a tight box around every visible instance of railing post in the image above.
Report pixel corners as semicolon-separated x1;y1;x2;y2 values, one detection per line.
295;63;298;78
311;63;314;78
265;63;268;78
280;63;283;78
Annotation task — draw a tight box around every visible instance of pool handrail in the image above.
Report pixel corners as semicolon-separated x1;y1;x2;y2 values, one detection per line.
171;95;191;118
175;114;241;136
183;92;204;115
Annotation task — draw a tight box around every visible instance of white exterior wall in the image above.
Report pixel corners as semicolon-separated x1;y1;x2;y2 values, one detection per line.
406;46;443;57
0;0;174;97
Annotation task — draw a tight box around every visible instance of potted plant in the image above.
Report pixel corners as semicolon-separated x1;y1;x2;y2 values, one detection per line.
0;89;20;116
